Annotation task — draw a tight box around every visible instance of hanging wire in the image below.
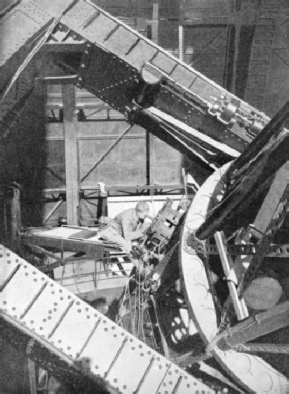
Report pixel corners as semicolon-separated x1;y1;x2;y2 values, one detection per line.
117;276;137;324
137;272;142;337
60;258;66;287
116;271;159;350
140;289;146;343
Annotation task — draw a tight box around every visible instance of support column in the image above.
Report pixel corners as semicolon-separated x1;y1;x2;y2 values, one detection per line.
147;3;158;194
178;24;184;62
151;3;159;44
62;84;79;225
146;131;155;195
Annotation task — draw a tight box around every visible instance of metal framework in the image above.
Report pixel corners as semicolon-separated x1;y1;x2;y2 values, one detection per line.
0;245;215;394
1;1;289;393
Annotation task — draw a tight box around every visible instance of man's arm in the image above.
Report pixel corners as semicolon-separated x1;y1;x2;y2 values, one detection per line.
122;215;145;241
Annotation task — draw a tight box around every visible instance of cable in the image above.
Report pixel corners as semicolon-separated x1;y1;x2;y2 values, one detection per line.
116;276;136;324
138;276;141;337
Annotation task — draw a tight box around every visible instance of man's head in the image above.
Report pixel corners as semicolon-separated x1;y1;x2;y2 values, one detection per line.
136;201;150;220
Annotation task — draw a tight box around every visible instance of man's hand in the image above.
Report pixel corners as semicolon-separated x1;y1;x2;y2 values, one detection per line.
143;222;151;230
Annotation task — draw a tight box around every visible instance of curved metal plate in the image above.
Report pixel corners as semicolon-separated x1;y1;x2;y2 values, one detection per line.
180;163;289;393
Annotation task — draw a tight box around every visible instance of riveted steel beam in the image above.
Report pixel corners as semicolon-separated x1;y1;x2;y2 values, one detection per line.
0;245;216;394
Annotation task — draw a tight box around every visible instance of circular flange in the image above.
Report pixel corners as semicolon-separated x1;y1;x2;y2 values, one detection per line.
180;162;289;393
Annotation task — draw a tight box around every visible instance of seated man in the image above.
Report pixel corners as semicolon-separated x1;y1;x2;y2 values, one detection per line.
99;202;150;269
